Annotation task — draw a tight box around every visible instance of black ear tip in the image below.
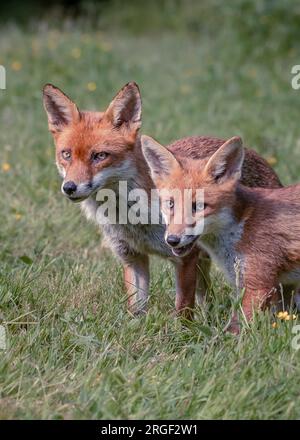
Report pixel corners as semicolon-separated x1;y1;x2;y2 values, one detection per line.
125;81;140;94
43;83;53;90
127;81;139;88
232;136;243;146
42;83;59;96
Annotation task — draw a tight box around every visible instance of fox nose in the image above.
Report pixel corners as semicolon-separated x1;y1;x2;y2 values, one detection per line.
63;181;77;195
166;235;181;247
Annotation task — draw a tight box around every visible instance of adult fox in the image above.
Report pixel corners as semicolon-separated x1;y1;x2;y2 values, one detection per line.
43;82;282;317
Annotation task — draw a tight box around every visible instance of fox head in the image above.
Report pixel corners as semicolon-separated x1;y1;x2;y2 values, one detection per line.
43;82;142;202
142;135;244;256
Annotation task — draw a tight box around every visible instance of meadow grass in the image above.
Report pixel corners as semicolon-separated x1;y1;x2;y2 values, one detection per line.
0;0;300;419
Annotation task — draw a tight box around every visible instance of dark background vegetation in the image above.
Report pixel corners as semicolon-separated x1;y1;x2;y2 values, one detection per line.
3;0;300;47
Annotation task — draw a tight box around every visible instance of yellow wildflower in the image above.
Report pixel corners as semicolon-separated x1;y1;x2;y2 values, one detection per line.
277;311;288;320
277;311;296;321
11;61;22;71
2;163;11;172
87;82;97;92
266;156;277;166
284;314;297;321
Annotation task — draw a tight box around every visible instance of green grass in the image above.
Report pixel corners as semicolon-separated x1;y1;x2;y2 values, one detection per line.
1;0;300;419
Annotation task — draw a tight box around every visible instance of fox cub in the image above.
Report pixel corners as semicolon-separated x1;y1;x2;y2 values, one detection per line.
142;135;300;333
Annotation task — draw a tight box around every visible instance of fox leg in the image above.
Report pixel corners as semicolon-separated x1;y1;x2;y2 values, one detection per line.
174;250;199;319
196;250;211;304
280;284;300;312
295;286;300;311
123;254;150;315
228;285;278;334
111;239;149;315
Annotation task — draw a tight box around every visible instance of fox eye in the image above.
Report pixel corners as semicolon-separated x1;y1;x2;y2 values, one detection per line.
164;199;174;210
92;152;109;162
61;150;71;160
192;201;207;214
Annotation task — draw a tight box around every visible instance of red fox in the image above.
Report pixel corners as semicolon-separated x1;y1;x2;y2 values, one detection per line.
43;82;282;318
142;135;300;332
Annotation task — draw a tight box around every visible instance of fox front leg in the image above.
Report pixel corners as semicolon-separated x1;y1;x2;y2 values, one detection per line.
196;250;211;304
123;254;150;315
227;284;278;334
174;251;199;320
111;239;150;315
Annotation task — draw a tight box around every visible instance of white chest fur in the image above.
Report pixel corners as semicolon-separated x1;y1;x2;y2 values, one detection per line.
198;214;245;288
81;196;174;258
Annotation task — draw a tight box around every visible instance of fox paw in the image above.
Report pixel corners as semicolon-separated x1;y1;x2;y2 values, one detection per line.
128;304;148;317
172;308;194;321
226;320;240;335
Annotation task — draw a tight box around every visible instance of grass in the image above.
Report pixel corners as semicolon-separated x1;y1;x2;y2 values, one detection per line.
1;0;300;419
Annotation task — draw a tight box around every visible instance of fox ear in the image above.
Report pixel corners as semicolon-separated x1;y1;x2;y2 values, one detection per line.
204;136;244;183
43;84;80;133
141;135;180;183
104;82;141;132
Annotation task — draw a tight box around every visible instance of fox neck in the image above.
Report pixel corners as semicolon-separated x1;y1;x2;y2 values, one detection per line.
198;186;251;287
